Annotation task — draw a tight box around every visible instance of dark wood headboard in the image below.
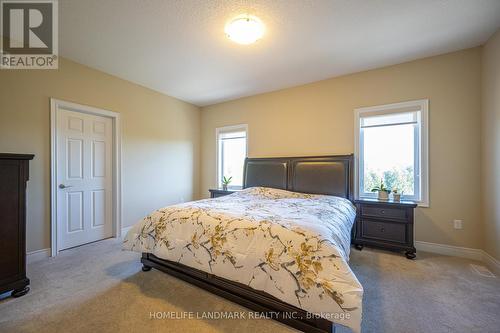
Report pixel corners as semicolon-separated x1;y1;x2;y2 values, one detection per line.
243;154;354;200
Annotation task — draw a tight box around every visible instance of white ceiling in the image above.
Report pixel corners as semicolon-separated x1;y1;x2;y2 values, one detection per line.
60;0;500;106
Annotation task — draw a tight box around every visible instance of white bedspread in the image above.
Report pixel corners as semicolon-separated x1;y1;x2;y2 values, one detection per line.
123;187;363;332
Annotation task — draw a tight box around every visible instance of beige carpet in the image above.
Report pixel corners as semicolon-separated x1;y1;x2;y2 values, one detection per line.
0;238;499;333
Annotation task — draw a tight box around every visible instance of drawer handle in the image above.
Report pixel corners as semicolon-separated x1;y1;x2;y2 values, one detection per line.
380;227;385;232
381;210;385;214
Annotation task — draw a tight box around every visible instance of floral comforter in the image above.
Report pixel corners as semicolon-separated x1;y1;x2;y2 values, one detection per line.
123;187;363;332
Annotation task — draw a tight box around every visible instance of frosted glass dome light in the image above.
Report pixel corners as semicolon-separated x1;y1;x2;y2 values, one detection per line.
225;15;265;45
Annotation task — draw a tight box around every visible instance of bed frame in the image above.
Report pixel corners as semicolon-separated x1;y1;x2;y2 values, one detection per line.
141;154;354;333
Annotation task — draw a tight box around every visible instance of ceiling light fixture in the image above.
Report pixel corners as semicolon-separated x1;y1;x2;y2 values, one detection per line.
225;15;265;45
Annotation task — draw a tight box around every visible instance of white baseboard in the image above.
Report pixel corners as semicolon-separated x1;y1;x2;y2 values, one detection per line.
482;251;500;276
415;241;499;276
121;225;133;238
27;248;51;264
415;241;484;261
27;229;133;264
26;237;499;276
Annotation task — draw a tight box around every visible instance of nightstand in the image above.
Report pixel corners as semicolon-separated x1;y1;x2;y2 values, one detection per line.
353;198;418;259
209;188;240;198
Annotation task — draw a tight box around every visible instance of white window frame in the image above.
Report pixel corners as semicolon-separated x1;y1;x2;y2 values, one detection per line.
215;124;248;189
354;100;429;207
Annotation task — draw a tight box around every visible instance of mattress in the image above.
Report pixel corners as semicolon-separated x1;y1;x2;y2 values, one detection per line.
123;187;363;332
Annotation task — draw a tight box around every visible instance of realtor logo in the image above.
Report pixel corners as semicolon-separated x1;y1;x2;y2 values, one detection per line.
1;0;58;69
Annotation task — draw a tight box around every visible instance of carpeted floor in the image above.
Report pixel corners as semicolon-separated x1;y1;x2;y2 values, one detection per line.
0;238;499;333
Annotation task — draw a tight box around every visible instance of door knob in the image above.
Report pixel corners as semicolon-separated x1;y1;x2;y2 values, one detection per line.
59;184;73;189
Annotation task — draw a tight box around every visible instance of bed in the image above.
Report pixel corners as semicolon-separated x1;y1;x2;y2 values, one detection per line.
123;155;362;333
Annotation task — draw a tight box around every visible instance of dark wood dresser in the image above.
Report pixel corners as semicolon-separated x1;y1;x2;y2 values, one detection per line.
0;153;34;297
209;188;240;198
353;198;417;259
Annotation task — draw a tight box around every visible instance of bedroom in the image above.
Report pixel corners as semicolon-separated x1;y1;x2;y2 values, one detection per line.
0;1;499;332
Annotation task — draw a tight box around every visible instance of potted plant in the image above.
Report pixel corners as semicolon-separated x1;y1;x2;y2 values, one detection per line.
392;188;401;202
222;176;232;191
371;179;390;201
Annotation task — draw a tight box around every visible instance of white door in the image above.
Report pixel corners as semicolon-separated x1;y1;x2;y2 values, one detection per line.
56;108;113;250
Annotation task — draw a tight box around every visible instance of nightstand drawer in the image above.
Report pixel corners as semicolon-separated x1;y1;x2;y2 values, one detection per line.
361;205;407;221
211;191;231;198
354;199;417;258
361;220;406;243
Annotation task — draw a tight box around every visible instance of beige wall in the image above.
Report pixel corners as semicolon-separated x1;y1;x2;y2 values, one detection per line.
481;30;500;260
201;48;482;250
0;45;491;255
0;58;200;253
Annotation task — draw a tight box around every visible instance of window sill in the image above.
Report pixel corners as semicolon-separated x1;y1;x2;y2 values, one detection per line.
227;186;243;190
357;195;429;208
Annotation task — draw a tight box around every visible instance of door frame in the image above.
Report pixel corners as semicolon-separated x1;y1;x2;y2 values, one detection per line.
50;98;122;257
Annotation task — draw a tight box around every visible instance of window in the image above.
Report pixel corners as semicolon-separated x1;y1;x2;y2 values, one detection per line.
216;124;248;189
355;100;429;206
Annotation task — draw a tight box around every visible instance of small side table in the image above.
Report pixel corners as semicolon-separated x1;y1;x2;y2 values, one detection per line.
209;188;240;198
353;198;418;259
